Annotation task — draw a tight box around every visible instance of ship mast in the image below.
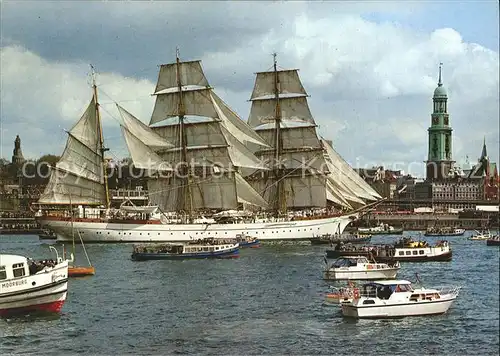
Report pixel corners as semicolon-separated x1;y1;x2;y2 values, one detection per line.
272;53;286;215
175;48;193;221
90;65;110;209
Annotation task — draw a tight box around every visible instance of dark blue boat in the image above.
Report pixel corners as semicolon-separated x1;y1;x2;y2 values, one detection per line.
234;234;260;248
131;240;239;261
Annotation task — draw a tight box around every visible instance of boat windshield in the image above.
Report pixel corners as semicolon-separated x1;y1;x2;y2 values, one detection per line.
332;258;358;268
392;284;412;292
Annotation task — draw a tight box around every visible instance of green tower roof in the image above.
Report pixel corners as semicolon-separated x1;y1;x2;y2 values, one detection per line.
433;63;447;98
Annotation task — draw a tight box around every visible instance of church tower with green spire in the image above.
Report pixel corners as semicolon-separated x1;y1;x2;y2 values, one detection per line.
426;63;455;180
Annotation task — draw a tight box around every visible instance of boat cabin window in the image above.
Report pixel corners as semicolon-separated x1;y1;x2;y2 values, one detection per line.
0;266;6;280
12;263;25;278
398;251;404;256
363;299;375;305
419;250;425;255
394;284;412;292
405;251;411;255
412;250;418;255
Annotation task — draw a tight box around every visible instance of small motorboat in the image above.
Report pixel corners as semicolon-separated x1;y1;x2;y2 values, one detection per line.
234;234;260;248
131;238;239;261
323;255;400;281
0;247;68;317
469;230;494;241
341;279;461;319
325;281;358;304
38;229;57;240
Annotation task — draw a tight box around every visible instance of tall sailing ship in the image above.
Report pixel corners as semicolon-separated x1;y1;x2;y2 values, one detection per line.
36;53;381;243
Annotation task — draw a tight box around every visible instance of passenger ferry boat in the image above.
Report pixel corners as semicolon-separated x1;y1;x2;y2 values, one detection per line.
341;280;460;319
326;238;452;262
131;238;239;261
323;256;400;280
424;227;465;236
0;247;68;316
309;233;371;245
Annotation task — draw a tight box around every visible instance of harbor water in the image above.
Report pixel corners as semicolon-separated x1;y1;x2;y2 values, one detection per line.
1;232;499;355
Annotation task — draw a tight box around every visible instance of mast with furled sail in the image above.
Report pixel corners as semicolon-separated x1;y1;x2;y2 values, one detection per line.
247;55;382;213
118;52;270;219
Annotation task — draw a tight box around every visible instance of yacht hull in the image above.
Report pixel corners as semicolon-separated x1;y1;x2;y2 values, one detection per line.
40;215;355;243
341;297;456;318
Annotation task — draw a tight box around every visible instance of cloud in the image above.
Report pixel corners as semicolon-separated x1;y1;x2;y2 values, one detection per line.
0;2;498;177
0;45;155;160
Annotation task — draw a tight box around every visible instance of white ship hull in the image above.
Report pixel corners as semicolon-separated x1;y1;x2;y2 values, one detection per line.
341;296;456;318
40;215;356;243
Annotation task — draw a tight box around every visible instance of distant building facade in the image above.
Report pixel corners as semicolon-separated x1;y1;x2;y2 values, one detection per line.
355;166;402;199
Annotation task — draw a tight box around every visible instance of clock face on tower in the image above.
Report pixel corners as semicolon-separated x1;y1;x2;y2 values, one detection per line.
432;116;439;125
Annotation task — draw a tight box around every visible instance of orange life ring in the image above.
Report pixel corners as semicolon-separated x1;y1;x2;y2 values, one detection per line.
353;288;360;299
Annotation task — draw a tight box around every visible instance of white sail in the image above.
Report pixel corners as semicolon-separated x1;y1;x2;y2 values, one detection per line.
247;57;381;211
118;105;173;149
150;88;216;125
38;96;106;205
154;60;209;94
210;92;269;147
250;69;307;100
38;167;105;205
235;172;268;207
121;126;172;172
121;56;269;213
248;96;315;128
322;139;381;200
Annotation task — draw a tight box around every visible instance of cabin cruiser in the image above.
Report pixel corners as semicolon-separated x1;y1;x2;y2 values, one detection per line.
424;227;465;236
469;229;495;241
0;247;68;316
323;256;400;280
341;280;460;319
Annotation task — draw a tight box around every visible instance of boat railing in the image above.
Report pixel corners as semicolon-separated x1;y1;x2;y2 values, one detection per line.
432;285;462;297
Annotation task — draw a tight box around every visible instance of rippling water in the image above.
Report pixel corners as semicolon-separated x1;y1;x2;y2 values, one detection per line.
1;232;499;355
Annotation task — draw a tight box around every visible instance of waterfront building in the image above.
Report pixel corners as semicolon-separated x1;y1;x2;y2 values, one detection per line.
355;167;402;199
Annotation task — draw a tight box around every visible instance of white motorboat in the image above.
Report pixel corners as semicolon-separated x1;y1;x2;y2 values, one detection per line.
323;256;400;280
341;279;460;319
0;247;69;316
469;229;494;241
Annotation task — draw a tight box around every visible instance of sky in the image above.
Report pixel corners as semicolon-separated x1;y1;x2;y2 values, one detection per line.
0;1;498;178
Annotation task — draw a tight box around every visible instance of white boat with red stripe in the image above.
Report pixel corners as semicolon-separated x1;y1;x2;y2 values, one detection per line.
0;247;69;317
